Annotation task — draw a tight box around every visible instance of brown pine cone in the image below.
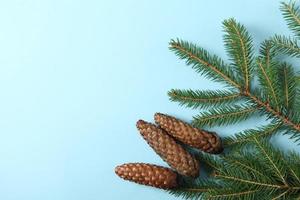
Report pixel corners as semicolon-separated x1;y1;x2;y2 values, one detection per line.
154;113;223;154
136;120;199;177
115;163;177;189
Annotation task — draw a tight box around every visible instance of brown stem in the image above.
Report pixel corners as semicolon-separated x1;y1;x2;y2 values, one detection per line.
242;91;300;132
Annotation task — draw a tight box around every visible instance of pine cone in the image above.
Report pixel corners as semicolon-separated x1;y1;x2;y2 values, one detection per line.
115;163;178;189
154;113;223;154
136;120;199;177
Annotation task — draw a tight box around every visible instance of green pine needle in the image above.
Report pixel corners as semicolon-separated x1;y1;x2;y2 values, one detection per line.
168;89;241;109
256;58;281;111
281;1;300;38
170;140;300;200
164;1;300;199
169;39;240;89
223;18;254;91
223;122;282;148
192;104;256;127
278;62;297;112
271;35;300;57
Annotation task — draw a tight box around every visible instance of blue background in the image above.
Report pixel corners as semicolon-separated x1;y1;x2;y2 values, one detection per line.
0;0;299;199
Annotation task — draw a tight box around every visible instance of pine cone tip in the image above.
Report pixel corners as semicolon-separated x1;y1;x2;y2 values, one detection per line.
136;119;146;128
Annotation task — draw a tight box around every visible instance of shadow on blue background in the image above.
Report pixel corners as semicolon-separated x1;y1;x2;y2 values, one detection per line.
0;0;299;199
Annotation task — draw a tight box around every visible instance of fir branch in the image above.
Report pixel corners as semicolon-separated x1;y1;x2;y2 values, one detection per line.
221;156;266;178
259;40;275;68
122;2;300;199
271;189;289;200
279;62;297;111
214;174;283;189
169;179;219;200
271;35;300;57
169;39;240;88
258;40;277;104
170;29;300;135
281;1;300;38
282;125;300;144
195;151;222;171
164;2;300;199
286;151;300;185
256;59;281;111
223;18;254;91
192;104;256;127
168;89;241;109
223;122;282;147
245;92;300;133
169;37;300;134
253;137;287;185
171;140;300;200
208;189;259;199
292;78;300;123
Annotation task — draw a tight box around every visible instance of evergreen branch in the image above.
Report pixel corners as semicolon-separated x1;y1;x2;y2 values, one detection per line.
223;123;282;147
259;40;275;69
253;137;287;185
168;89;241;109
245;92;300;132
124;2;300;199
279;62;297;111
283;125;300;144
223;18;254;91
283;67;290;108
169;39;240;88
286;152;300;184
170;37;300;134
169;179;219;200
259;40;274;104
291;169;300;185
192;104;256;127
214;174;284;189
271;189;290;200
208;189;259;199
195;151;222;171
271;35;300;57
292;78;300;123
170;140;300;200
281;1;300;38
256;59;280;111
164;2;300;199
170;34;300;134
221;156;265;178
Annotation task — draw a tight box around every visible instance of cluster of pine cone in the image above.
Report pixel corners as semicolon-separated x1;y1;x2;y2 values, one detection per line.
115;113;223;189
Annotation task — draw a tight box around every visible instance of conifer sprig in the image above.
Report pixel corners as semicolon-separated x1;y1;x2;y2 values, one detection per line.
271;2;300;57
170;39;240;89
168;89;241;109
223;122;282;148
271;35;300;57
169;139;300;200
256;59;281;111
192;104;256;127
281;1;300;38
117;2;300;200
223;18;254;91
279;63;297;112
169;6;300;143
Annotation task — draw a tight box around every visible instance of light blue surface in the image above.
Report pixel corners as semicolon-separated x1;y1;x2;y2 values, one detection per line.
0;0;299;199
